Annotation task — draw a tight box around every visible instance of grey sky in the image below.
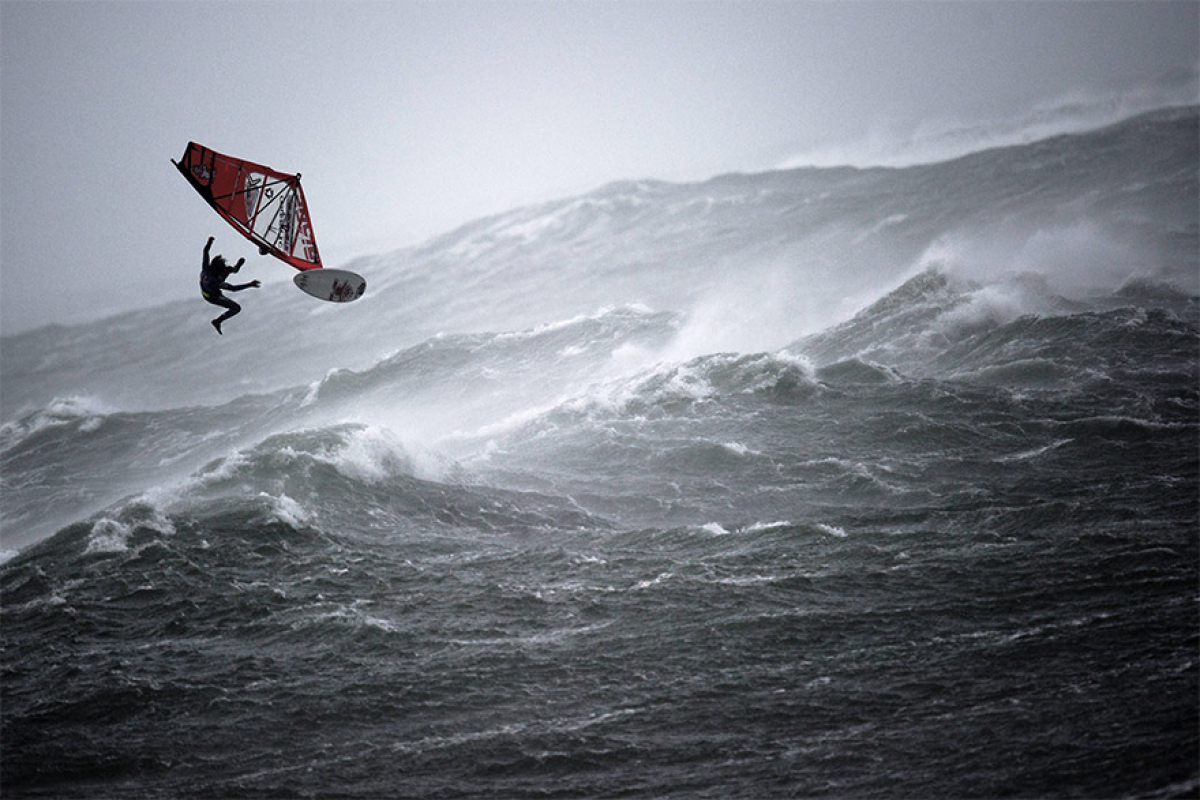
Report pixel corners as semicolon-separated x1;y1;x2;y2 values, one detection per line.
1;0;1196;334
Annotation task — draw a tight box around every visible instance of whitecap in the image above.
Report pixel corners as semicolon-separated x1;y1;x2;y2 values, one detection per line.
263;493;310;527
0;395;112;452
744;520;792;533
85;518;133;554
634;571;674;589
324;427;416;484
815;523;848;538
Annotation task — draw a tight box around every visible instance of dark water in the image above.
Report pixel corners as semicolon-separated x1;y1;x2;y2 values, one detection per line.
2;108;1198;798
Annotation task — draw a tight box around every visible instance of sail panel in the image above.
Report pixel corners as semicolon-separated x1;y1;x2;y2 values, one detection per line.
174;142;322;271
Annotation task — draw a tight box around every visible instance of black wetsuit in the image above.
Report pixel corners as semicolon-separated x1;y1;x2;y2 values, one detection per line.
200;263;240;314
200;246;254;332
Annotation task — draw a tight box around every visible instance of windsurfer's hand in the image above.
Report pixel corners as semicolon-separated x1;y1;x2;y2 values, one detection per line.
250;280;262;288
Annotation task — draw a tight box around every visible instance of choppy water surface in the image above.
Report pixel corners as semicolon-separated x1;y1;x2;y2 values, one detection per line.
3;108;1197;798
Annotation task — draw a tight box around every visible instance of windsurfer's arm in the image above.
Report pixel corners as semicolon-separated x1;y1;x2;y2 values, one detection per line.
203;236;215;270
223;280;262;292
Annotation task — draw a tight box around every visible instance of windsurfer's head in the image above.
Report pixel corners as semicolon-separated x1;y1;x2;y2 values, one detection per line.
211;255;227;270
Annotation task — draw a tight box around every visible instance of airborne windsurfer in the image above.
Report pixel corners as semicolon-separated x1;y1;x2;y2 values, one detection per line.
200;236;260;334
175;143;365;305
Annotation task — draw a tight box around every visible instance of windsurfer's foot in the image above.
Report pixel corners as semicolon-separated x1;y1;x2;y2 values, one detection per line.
212;319;223;335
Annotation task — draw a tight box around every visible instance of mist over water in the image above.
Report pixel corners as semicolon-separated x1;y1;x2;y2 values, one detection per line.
2;107;1197;797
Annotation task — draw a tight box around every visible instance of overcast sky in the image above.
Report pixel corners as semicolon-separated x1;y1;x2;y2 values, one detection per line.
1;0;1196;334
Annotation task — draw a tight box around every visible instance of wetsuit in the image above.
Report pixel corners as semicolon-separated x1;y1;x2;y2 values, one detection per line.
200;240;255;333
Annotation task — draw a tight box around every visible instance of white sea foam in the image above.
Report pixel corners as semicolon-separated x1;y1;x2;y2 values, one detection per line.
327;426;415;484
266;493;311;527
918;218;1147;307
634;571;674;589
744;520;792;533
85;518;133;554
82;501;178;555
334;425;456;483
0;395;112;452
292;601;401;635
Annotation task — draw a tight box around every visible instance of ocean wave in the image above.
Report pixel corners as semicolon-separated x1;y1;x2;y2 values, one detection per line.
815;358;904;386
574;351;819;417
310;306;680;409
0;395;112;453
793;265;1199;393
950;358;1080;388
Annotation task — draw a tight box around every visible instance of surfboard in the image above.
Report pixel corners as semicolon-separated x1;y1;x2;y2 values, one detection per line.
293;268;366;303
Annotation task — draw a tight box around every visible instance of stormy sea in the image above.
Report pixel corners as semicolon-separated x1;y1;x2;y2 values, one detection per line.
2;106;1197;798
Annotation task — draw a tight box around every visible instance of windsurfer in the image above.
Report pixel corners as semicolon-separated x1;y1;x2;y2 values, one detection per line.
200;236;260;334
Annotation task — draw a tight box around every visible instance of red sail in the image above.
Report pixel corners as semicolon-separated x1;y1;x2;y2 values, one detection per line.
173;142;322;271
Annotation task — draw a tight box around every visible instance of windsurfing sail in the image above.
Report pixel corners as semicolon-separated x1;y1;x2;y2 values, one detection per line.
173;142;322;271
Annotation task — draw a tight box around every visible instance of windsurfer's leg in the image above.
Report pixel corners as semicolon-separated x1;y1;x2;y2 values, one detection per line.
207;294;241;334
216;300;241;322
